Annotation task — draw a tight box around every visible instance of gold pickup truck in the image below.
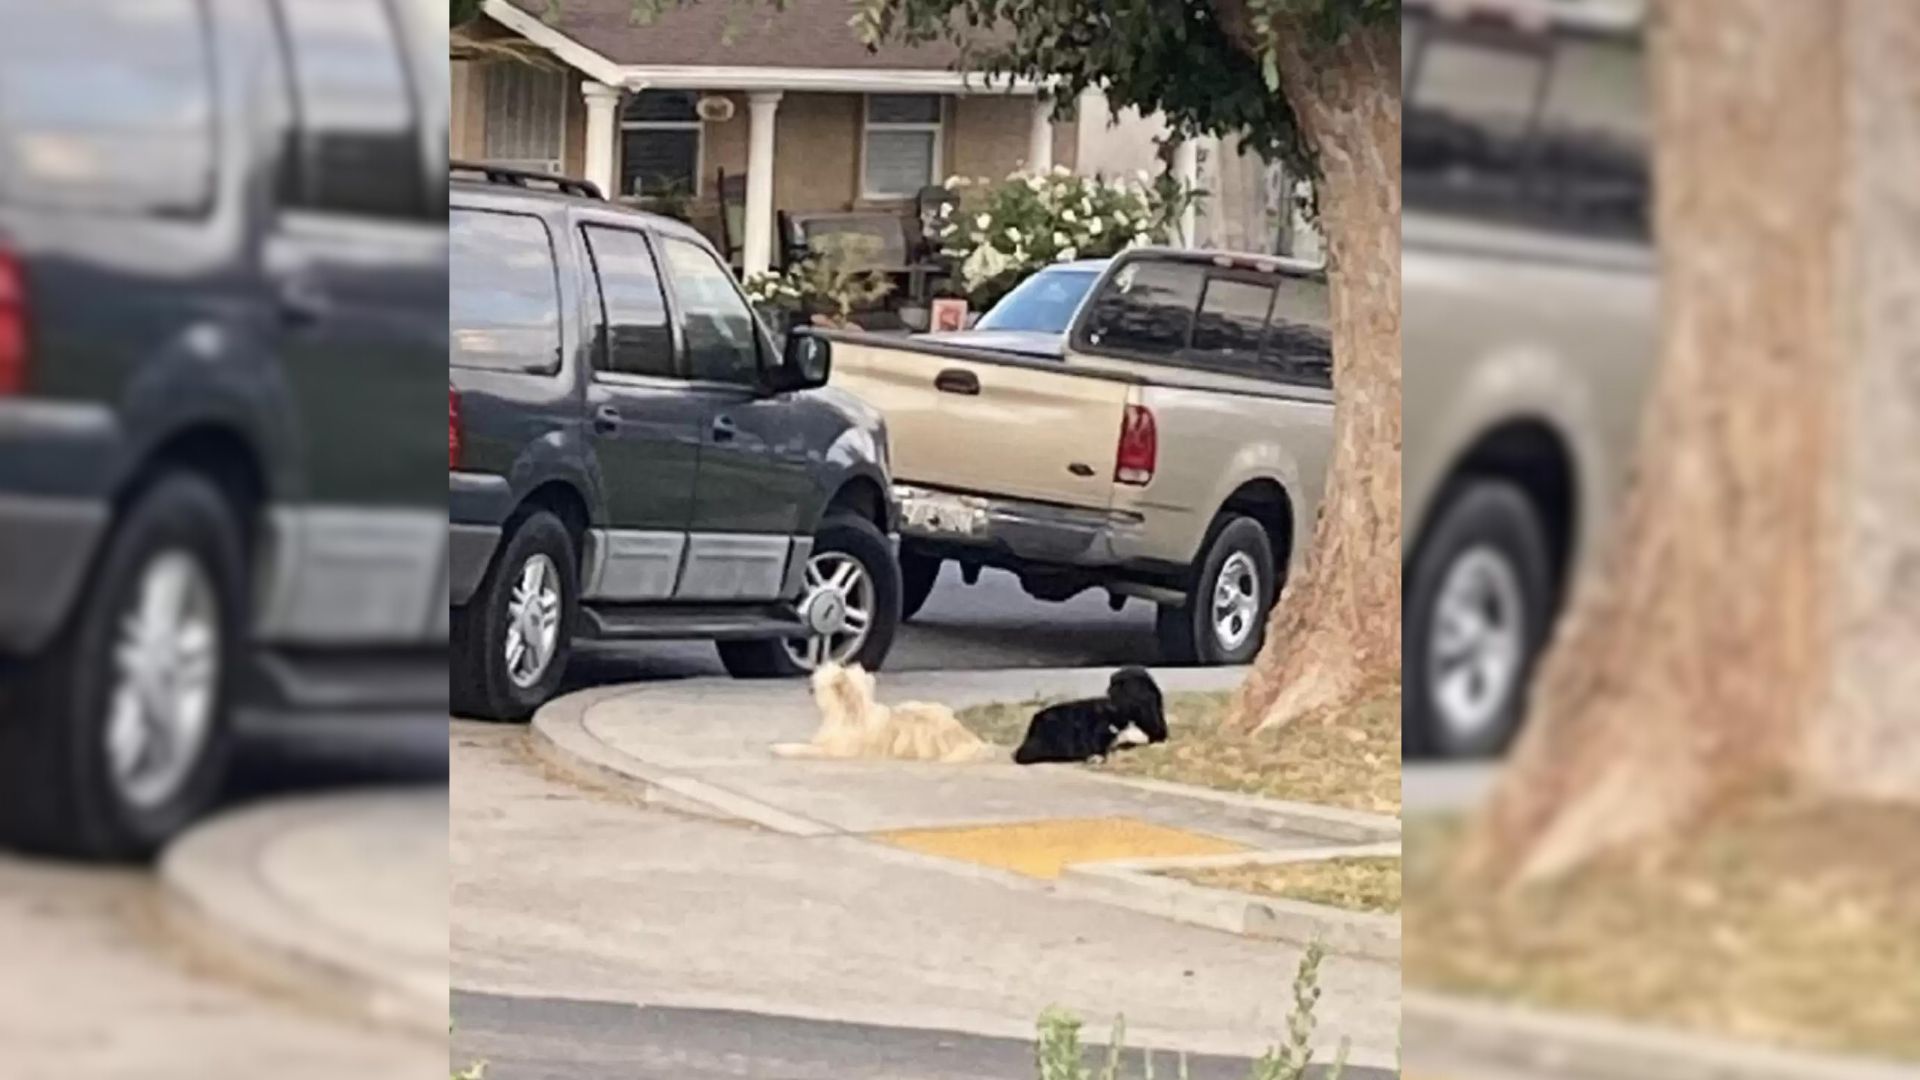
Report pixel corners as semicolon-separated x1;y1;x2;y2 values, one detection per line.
823;248;1335;665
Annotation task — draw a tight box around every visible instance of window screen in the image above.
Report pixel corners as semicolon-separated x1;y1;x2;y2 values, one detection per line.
863;94;941;197
621;90;701;199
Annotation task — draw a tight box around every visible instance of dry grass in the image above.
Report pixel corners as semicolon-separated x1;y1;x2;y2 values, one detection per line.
1404;798;1920;1062
1168;856;1402;914
958;687;1400;816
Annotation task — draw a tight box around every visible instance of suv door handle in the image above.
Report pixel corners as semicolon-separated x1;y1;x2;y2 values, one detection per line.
710;415;737;442
934;368;980;396
592;405;621;434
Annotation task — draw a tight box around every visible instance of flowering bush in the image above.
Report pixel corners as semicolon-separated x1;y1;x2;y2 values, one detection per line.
932;166;1202;308
742;234;894;328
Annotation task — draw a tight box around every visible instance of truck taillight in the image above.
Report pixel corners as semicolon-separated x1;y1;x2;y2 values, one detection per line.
0;247;28;396
1115;404;1156;485
449;385;462;470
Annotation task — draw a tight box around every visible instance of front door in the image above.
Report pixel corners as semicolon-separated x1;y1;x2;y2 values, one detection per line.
578;224;702;601
656;236;812;601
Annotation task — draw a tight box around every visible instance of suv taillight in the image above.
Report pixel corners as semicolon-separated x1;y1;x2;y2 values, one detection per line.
0;247;28;396
449;385;462;470
1115;404;1156;485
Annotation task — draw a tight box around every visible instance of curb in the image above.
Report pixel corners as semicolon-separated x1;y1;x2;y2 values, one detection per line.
157;790;446;1039
1067;769;1402;845
1403;990;1920;1080
528;683;836;835
1058;843;1401;961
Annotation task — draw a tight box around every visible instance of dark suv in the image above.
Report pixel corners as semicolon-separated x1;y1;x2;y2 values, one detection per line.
0;0;447;857
448;165;902;720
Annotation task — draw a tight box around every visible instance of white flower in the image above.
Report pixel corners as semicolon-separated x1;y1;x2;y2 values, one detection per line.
975;212;992;230
1113;209;1129;226
1026;175;1046;192
1052;231;1070;248
1088;218;1105;236
939;222;959;236
1052;164;1071;177
1004;226;1023;243
944;175;965;188
1134;169;1153;186
1057;246;1078;262
961;243;1012;289
1061;208;1077;223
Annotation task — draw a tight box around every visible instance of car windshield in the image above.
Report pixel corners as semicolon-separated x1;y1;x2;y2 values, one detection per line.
975;266;1102;333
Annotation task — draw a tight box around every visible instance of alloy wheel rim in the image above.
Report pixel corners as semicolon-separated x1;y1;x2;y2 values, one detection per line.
1428;545;1526;741
1211;550;1261;652
106;549;221;811
505;553;563;688
782;552;875;670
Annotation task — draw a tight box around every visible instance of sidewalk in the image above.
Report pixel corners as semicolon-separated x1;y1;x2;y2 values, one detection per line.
159;788;449;1038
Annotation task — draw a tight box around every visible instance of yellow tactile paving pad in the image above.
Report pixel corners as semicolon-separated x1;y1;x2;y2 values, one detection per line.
872;818;1248;879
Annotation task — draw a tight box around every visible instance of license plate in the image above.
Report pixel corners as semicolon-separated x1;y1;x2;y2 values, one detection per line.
903;492;986;539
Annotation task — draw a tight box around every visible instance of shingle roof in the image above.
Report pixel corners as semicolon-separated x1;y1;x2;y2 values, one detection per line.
501;0;972;70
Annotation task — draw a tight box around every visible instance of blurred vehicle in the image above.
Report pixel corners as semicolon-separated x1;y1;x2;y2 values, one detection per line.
448;164;900;721
920;259;1109;359
1402;0;1657;757
0;0;448;857
829;248;1333;664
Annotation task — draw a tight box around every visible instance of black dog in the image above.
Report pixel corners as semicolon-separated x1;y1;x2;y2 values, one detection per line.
1013;667;1167;765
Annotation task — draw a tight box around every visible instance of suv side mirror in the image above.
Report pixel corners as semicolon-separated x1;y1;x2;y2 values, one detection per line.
771;331;832;393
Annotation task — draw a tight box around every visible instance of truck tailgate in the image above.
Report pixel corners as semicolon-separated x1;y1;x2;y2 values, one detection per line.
830;336;1130;510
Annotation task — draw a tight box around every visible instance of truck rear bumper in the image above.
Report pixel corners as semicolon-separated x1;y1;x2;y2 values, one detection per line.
893;484;1150;567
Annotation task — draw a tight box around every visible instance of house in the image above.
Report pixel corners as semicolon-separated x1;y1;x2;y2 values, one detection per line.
450;0;1311;277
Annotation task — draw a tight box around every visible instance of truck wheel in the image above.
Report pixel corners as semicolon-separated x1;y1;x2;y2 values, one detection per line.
1405;480;1552;759
899;549;941;622
0;473;242;860
718;514;902;678
450;511;577;722
1156;515;1276;666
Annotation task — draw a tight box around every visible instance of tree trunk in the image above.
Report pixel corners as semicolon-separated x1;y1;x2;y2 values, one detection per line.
1463;0;1920;887
1214;17;1402;732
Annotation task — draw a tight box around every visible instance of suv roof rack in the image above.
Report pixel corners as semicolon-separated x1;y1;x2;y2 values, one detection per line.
450;161;604;201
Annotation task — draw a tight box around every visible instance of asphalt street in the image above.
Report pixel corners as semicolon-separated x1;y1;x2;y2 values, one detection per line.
453;990;1390;1080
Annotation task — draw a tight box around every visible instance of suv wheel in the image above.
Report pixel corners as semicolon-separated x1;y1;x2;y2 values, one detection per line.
718;514;902;678
451;511;577;721
0;473;241;860
899;549;941;622
1405;480;1552;758
1156;515;1276;666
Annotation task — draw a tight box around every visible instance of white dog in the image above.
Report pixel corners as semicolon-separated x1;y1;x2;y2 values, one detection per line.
773;663;997;763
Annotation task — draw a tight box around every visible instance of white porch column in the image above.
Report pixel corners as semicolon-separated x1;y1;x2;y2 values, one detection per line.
1026;96;1053;174
1172;137;1200;247
743;91;783;278
581;81;624;199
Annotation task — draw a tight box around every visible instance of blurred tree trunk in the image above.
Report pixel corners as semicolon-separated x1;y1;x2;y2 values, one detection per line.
1222;16;1402;734
1464;0;1920;886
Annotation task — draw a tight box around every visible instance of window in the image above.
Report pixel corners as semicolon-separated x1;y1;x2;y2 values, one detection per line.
863;94;942;198
483;62;566;173
450;210;561;373
1261;278;1332;389
0;0;215;216
1191;278;1276;358
1404;12;1650;240
660;237;760;385
582;226;674;378
1080;260;1205;356
274;0;429;220
621;90;702;200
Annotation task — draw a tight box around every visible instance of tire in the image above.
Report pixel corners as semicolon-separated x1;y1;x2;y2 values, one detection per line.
0;473;242;860
1404;480;1553;759
899;549;941;622
718;514;902;678
1156;515;1277;666
449;511;577;722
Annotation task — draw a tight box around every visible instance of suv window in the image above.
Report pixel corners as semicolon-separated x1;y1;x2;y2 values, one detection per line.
0;0;215;217
582;225;675;379
660;237;760;385
1404;12;1650;240
1081;260;1206;354
273;0;428;220
450;209;560;373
